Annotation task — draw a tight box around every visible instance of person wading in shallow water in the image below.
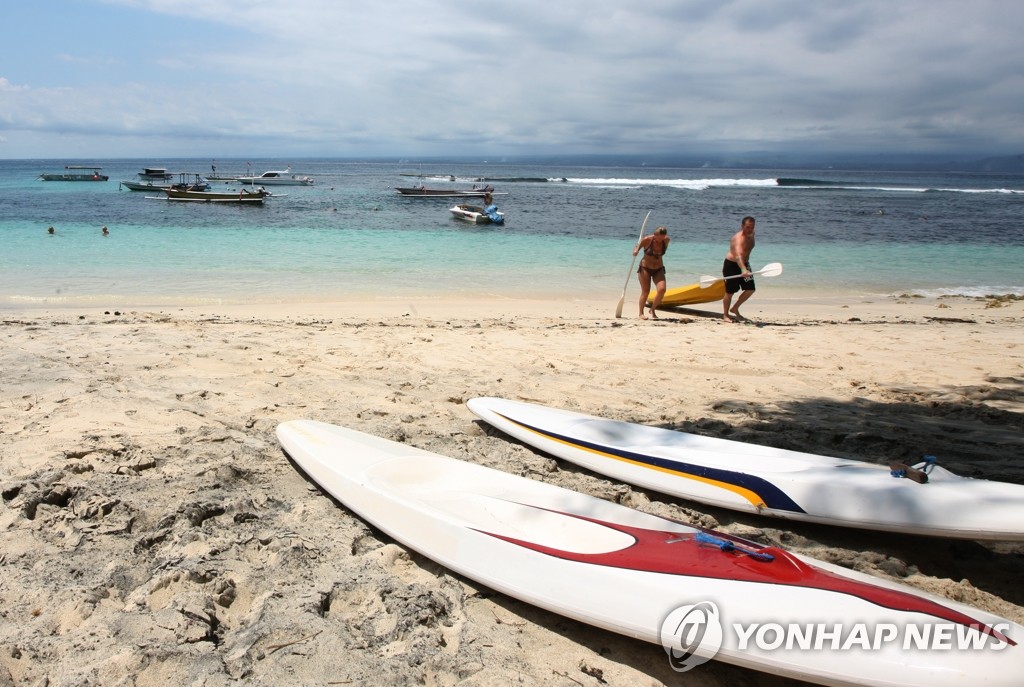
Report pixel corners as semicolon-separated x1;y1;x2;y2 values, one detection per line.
722;216;756;322
633;225;670;319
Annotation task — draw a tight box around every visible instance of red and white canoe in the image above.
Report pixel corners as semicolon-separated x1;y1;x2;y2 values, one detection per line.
277;418;1023;687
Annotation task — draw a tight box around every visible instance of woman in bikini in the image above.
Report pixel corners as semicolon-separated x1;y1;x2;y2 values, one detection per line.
633;225;670;319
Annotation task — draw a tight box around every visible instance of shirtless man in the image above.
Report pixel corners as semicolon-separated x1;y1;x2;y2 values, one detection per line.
722;216;756;322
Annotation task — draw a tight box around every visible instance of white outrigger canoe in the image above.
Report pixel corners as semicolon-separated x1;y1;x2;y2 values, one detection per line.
466;397;1024;540
277;419;1022;687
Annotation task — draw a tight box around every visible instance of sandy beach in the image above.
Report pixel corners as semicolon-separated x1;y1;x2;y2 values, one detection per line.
1;293;1022;686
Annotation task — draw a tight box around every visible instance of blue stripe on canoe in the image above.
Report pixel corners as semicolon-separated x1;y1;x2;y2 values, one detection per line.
496;412;806;514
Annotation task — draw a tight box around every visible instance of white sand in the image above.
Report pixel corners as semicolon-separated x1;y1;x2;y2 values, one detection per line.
0;294;1021;686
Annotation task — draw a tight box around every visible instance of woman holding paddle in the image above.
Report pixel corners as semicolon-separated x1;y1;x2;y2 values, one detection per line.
633;225;670;319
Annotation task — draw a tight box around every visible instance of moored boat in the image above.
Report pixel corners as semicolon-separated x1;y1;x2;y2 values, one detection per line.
138;167;174;182
236;167;313;185
39;166;108;181
120;172;210;192
450;203;505;225
205;161;243;182
396;184;506;198
159;187;269;204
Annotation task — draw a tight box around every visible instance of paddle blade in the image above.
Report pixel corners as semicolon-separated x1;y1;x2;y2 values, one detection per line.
758;262;783;278
698;275;720;288
614;210;652;317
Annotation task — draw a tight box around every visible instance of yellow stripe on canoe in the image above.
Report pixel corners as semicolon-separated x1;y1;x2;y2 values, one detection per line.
514;419;768;510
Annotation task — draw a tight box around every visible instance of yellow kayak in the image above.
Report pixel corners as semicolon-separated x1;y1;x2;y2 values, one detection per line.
649;279;725;308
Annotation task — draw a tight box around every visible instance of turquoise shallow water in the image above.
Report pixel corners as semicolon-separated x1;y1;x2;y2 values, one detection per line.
2;159;1022;307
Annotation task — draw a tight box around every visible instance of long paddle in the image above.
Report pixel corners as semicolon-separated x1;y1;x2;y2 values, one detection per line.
614;210;652;318
699;262;783;288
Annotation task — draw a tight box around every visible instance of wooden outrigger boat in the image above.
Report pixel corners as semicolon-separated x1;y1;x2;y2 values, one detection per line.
120;172;210;192
395;184;506;198
156;187;270;204
39;166;108;181
205;161;244;182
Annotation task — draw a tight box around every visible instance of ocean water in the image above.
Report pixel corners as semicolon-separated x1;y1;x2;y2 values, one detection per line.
1;158;1022;308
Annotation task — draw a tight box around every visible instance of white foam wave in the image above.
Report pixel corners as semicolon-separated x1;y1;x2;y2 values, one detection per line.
565;177;778;190
954;188;1023;194
810;186;930;192
564;178;1022;194
907;286;1024;298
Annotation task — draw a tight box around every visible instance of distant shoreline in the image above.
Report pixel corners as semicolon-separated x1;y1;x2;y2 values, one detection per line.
5;153;1024;173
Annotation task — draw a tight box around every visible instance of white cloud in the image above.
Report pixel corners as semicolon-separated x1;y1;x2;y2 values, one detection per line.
1;0;1022;158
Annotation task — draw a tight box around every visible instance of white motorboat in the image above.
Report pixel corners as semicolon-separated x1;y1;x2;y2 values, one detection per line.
236;167;313;185
450;203;505;225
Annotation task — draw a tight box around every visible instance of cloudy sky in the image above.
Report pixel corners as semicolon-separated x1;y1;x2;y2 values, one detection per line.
2;0;1022;160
